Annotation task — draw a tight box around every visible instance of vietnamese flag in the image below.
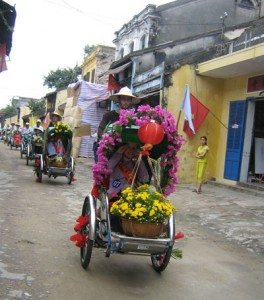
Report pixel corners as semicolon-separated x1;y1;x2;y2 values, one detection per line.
183;93;210;139
43;112;51;130
108;74;121;91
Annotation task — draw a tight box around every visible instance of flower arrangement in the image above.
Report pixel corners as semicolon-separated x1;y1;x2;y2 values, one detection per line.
32;135;43;145
110;185;174;223
93;105;184;196
47;156;67;168
49;121;73;139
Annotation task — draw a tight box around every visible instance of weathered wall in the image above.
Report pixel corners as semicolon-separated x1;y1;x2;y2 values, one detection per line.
168;63;264;184
167;65;224;184
156;0;260;44
82;46;115;85
55;89;67;113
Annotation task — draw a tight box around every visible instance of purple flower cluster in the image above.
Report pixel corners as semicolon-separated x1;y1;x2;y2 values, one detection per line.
92;105;184;196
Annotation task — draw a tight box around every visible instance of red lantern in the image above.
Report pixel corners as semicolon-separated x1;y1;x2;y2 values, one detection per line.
138;122;164;145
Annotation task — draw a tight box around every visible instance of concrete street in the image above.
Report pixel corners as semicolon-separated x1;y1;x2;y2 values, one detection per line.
0;141;263;300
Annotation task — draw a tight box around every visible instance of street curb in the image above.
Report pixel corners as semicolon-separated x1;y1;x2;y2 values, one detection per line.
207;180;264;197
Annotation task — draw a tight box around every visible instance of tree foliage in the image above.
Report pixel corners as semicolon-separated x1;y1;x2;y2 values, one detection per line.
43;65;82;89
27;99;46;116
0;104;17;118
84;44;96;55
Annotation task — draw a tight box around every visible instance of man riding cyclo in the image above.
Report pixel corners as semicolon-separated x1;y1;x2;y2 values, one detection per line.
6;122;15;145
21;122;33;151
11;124;22;148
45;111;72;168
70;87;184;259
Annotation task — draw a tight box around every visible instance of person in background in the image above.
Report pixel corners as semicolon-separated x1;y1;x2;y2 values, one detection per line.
5;124;11;144
94;87;140;162
193;136;209;194
22;122;33;135
49;111;62;127
32;127;44;155
14;124;22;133
33;119;44;132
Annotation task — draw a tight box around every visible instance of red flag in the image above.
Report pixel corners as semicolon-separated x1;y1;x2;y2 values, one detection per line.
183;94;209;139
43;112;51;130
108;74;121;91
0;44;7;73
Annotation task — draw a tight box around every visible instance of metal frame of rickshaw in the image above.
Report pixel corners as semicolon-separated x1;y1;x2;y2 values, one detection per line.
79;143;176;273
35;128;75;184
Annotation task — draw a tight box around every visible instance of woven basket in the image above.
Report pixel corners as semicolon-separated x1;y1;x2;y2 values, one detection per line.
122;219;164;238
48;159;66;168
121;218;133;236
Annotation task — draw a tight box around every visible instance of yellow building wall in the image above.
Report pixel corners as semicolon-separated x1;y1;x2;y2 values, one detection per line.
82;52;97;77
55;89;67;114
167;65;224;184
29;116;37;127
5;115;18;126
19;106;31;126
215;74;254;184
168;64;262;184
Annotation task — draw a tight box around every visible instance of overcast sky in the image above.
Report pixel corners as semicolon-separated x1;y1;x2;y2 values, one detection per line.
0;0;170;109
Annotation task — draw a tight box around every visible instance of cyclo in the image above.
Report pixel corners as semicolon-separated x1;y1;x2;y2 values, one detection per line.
20;132;32;159
10;130;22;150
26;127;44;166
70;105;184;272
34;122;75;184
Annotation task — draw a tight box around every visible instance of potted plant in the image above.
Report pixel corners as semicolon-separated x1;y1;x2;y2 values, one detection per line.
110;184;175;238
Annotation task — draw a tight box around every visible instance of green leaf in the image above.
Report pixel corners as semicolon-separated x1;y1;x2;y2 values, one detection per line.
171;248;183;259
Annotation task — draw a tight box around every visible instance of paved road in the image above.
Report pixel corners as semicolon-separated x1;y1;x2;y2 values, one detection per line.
0;142;263;300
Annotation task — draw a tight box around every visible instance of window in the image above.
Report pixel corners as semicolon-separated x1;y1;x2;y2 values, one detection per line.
91;69;95;83
84;72;90;82
140;35;146;49
119;48;124;59
129;42;134;53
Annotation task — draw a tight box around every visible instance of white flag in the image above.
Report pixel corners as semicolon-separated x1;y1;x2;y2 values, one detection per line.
181;85;195;134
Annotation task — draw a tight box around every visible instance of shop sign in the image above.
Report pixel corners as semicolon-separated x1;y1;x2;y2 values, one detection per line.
133;63;164;95
247;74;264;93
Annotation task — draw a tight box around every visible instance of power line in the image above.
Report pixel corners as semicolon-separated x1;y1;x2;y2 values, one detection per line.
44;0;116;26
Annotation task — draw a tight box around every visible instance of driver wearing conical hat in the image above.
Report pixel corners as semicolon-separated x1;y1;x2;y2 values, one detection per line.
97;87;140;140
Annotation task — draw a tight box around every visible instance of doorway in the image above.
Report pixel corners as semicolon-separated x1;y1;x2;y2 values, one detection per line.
248;99;264;184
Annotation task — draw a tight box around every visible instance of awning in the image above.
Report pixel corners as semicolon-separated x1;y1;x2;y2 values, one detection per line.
105;62;132;75
138;90;160;98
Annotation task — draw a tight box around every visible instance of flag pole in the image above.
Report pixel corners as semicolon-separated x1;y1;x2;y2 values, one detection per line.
176;109;182;130
208;111;228;130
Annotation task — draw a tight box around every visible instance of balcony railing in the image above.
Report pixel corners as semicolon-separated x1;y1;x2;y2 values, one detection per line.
214;23;264;58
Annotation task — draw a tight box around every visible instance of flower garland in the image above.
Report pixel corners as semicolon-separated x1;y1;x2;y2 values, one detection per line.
92;105;184;196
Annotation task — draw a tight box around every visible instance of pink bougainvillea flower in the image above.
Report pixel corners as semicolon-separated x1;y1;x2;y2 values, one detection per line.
92;105;184;196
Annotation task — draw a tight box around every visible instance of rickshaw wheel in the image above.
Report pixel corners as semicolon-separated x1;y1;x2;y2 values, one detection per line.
151;221;174;272
67;172;73;185
20;146;23;159
80;196;95;269
26;146;30;165
151;245;173;273
10;144;12;150
36;169;42;183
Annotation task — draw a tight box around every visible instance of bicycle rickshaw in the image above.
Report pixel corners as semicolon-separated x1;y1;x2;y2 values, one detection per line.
20;132;32;159
25;128;44;165
10;131;22;150
34;122;75;184
70;105;184;272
